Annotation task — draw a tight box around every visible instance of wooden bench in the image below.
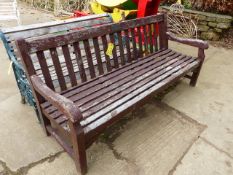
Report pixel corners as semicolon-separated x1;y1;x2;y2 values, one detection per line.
0;14;112;119
16;14;208;174
0;0;21;25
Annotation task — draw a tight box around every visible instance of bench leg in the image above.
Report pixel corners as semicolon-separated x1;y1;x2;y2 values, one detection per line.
69;122;87;175
190;48;205;87
190;67;202;87
41;114;52;136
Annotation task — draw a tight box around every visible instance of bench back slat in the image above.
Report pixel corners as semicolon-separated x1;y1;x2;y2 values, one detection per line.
83;39;96;79
158;14;168;50
17;14;167;93
124;29;132;63
36;51;55;90
116;31;126;66
148;24;154;54
73;42;88;82
49;48;67;91
101;35;113;72
92;37;104;75
62;45;78;87
109;34;119;69
130;28;138;60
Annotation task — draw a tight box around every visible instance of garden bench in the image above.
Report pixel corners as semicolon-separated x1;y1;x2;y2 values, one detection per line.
0;14;112;119
16;13;208;174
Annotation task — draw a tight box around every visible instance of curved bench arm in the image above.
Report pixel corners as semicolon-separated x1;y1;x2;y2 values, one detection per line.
166;32;209;50
31;75;83;123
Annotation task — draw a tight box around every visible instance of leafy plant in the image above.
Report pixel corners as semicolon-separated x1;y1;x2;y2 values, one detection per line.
182;0;192;9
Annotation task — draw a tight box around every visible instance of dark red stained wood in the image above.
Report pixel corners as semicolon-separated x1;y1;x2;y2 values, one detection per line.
92;37;104;75
166;32;209;50
71;53;179;107
62;45;78;86
148;24;154;54
50;48;67;91
153;23;159;51
116;31;125;65
101;35;112;72
77;55;183;116
28;14;164;53
83;40;96;79
69;122;87;174
123;29;132;63
73;42;87;82
81;56;194;119
43;49;171;110
36;51;55;90
130;28;138;60
45;55;199;127
158;15;168;50
143;25;148;54
137;26;143;56
109;34;119;68
44;52;184;118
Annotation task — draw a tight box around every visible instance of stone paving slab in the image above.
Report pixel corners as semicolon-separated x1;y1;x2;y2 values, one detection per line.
25;102;204;175
0;164;4;173
173;139;233;175
164;43;233;174
0;94;62;172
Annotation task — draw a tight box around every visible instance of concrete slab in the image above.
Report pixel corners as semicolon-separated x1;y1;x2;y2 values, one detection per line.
0;164;4;173
0;94;62;171
164;43;233;172
112;102;204;175
173;139;233;175
26;102;204;175
27;144;129;175
26;153;77;175
0;41;19;102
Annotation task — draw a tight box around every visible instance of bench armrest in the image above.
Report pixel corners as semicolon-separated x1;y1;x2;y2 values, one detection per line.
31;75;83;123
166;32;209;50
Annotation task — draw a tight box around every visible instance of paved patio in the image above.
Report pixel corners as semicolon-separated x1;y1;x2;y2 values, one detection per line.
0;3;233;175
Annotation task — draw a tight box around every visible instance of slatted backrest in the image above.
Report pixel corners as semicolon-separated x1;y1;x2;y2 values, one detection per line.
1;14;112;58
16;14;168;93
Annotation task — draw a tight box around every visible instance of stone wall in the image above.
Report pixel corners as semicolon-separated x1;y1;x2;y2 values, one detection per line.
161;6;233;41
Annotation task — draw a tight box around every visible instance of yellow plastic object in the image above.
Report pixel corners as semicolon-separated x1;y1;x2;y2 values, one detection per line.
177;0;182;4
106;43;114;56
111;8;137;22
96;0;128;7
91;2;137;22
91;2;109;14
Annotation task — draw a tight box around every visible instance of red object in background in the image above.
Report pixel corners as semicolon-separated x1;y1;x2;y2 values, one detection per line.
132;0;161;18
73;11;89;18
134;0;161;46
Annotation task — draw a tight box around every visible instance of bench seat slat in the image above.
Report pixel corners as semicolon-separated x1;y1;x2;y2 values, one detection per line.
47;50;181;123
41;50;200;134
46;50;176;116
41;49;170;109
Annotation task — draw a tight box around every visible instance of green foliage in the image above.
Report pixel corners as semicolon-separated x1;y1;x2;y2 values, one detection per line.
182;0;192;9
